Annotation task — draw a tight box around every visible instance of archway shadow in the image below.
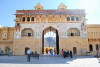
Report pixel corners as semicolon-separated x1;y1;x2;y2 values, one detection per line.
0;56;95;64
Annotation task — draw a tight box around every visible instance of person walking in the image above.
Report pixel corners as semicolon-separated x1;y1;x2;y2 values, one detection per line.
46;48;48;54
61;49;64;57
54;48;56;55
27;49;31;62
70;50;73;58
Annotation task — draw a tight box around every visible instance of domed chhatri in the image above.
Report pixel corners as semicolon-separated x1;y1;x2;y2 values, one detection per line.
58;3;67;10
34;3;44;10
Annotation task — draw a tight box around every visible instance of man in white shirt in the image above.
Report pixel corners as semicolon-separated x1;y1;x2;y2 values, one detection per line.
27;49;31;62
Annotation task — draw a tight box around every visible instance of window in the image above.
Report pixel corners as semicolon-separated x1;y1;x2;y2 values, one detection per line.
71;16;74;21
67;28;80;36
22;17;25;22
27;17;30;21
16;23;20;26
71;33;74;36
76;17;79;21
28;33;32;36
37;8;40;10
67;17;70;21
21;28;33;37
89;44;93;51
31;17;34;21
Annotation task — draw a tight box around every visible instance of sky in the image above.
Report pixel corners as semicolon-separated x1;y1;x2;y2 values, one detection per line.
0;0;100;27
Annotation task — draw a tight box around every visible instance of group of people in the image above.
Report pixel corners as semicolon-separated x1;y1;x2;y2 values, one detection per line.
26;48;73;62
26;49;39;62
45;48;56;55
61;49;73;58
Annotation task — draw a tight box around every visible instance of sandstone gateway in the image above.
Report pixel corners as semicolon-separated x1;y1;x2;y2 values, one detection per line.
0;3;100;56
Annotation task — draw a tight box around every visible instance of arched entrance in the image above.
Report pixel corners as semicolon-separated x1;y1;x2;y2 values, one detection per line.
89;44;93;52
42;26;59;55
73;47;77;55
25;47;30;55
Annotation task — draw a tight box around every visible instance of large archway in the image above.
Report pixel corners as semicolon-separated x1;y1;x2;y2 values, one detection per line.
42;26;59;55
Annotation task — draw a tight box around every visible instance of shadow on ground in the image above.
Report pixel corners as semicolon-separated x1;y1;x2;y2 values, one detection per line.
0;55;95;64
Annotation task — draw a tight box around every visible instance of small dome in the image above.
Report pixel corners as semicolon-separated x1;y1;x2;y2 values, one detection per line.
58;3;67;10
34;3;44;10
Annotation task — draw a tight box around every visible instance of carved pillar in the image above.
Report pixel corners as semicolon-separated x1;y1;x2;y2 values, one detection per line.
53;15;55;22
40;16;41;23
65;15;66;22
25;16;27;22
46;15;48;23
34;16;36;22
60;15;61;22
30;17;31;22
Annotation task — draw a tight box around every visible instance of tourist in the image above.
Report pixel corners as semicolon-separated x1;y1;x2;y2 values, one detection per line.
70;51;73;58
54;48;56;55
35;51;39;60
46;48;48;54
49;49;53;55
51;49;53;55
27;49;31;62
61;49;64;57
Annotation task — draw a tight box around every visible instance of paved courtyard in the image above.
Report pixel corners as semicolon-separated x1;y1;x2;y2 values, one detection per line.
0;55;100;67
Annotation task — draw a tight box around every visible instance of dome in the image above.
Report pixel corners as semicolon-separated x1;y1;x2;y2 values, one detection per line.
58;3;67;10
34;3;44;10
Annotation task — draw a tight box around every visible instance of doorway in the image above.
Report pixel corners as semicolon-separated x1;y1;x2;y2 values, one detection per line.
73;47;77;55
42;26;59;55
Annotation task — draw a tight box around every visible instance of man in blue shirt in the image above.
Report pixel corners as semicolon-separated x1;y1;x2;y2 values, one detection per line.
27;49;31;62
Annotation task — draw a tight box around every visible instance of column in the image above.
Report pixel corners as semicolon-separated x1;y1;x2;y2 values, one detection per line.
53;15;54;22
40;16;41;23
34;16;36;22
65;15;66;22
30;17;31;22
46;15;48;23
25;16;27;22
60;15;61;22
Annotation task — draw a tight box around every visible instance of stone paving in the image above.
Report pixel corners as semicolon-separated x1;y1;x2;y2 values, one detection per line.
0;55;100;67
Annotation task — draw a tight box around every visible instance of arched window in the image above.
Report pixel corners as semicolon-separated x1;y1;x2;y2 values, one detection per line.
31;17;34;21
27;17;30;21
22;17;25;22
67;17;70;21
71;16;74;21
76;17;79;21
89;44;93;51
21;28;33;37
67;28;80;36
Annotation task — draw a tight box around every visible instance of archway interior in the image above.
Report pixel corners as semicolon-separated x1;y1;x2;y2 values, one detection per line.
42;27;59;55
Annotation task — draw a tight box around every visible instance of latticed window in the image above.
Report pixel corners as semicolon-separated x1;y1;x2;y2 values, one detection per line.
67;28;80;36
